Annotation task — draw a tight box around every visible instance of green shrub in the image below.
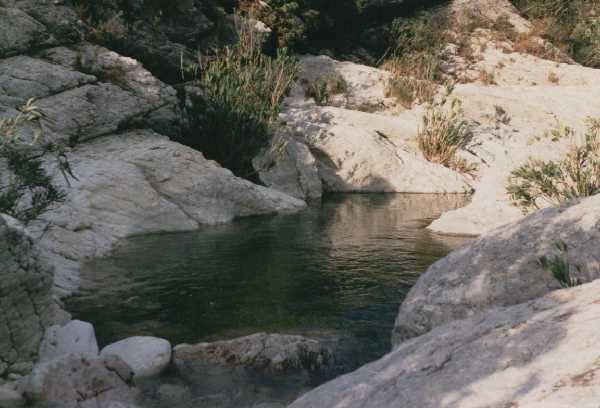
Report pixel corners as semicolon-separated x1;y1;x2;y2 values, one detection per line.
0;100;67;222
508;118;600;212
539;241;582;288
417;97;475;173
181;17;300;178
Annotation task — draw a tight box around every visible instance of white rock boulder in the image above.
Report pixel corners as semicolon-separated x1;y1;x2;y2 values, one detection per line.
101;336;172;379
394;194;600;345
38;320;99;362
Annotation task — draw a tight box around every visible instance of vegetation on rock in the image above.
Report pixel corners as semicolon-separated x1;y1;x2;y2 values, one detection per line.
508;118;600;212
539;240;583;288
417;96;475;174
0;100;68;223
180;17;300;177
511;0;600;67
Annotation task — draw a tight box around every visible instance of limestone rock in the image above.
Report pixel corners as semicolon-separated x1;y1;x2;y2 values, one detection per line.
0;216;63;378
174;333;332;408
101;336;172;379
173;333;332;373
25;354;139;408
393;194;600;345
289;280;600;408
0;8;49;58
38;320;99;363
254;133;323;200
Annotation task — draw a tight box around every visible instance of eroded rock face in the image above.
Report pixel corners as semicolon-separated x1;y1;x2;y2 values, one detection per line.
0;216;65;379
290;280;600;408
393;194;600;345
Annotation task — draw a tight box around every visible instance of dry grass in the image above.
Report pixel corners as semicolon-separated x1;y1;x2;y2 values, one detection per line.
417;97;476;174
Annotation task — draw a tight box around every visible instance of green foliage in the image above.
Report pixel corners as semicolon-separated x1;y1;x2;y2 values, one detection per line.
417;96;475;174
254;0;378;53
539;241;582;288
510;0;600;67
0;100;67;222
508;118;600;212
383;9;448;107
181;17;300;177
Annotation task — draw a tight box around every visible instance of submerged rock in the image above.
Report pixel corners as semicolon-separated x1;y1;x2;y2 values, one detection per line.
101;336;172;379
174;333;332;373
393;194;600;345
290;280;600;408
172;333;332;408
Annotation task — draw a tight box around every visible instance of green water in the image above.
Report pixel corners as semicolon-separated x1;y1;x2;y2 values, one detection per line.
67;194;471;367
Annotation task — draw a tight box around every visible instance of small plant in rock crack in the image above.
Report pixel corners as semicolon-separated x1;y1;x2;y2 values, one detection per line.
0;99;72;223
303;71;349;106
417;96;477;174
508;117;600;212
539;241;583;288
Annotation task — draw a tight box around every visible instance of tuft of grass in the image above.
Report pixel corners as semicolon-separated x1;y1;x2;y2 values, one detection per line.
417;96;475;173
547;71;560;83
303;71;348;106
508;118;600;212
180;16;300;178
539;241;582;288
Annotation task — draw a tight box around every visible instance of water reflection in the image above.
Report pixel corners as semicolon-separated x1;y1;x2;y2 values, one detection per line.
67;194;471;365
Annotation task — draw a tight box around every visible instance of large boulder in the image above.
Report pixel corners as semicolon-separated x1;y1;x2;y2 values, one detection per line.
289;280;600;408
25;354;140;408
38;320;99;363
100;336;172;379
26;130;305;296
393;194;600;345
0;216;65;379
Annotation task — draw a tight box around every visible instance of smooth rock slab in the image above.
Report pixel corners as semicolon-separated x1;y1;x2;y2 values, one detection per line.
38;320;99;362
101;336;172;379
393;194;600;345
289;280;600;408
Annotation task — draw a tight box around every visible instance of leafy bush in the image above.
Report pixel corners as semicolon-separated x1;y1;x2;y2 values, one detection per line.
508;118;600;212
539;241;582;288
417;96;475;173
181;17;300;177
0;100;67;222
510;0;600;67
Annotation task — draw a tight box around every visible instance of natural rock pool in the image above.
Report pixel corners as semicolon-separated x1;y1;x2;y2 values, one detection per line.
66;194;472;406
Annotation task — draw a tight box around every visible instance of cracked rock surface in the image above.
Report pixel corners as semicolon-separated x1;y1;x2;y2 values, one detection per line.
0;216;66;379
